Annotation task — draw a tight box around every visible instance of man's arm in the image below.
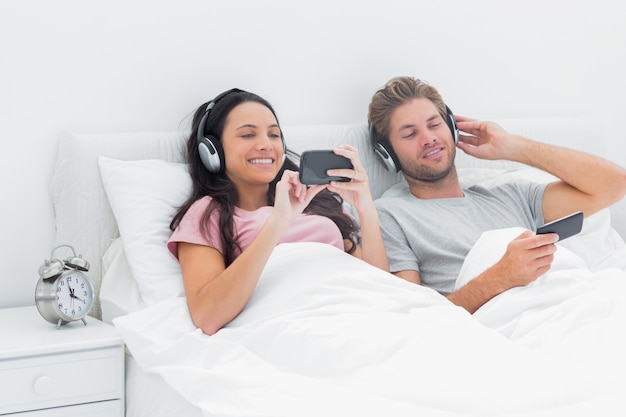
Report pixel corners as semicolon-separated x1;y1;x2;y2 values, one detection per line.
393;230;559;314
446;230;558;313
515;139;626;223
455;117;626;223
448;116;626;313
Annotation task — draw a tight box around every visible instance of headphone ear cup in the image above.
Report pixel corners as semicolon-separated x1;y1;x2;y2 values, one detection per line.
445;105;459;144
370;126;400;172
374;142;397;172
198;135;225;174
374;140;401;173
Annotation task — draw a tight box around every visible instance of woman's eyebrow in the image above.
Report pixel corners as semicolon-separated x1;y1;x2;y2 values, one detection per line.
236;123;280;130
236;124;258;130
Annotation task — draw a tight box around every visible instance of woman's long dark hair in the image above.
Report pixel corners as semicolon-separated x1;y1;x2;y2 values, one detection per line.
170;90;358;266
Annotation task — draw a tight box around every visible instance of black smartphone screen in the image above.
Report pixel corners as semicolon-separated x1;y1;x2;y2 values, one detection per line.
536;211;584;241
299;150;353;185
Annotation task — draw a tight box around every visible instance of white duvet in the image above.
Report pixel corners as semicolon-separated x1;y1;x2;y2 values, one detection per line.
458;228;626;379
115;241;626;417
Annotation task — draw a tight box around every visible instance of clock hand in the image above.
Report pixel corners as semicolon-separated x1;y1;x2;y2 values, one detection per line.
68;285;75;308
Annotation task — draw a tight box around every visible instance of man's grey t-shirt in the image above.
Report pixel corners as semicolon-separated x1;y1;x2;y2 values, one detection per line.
375;181;547;295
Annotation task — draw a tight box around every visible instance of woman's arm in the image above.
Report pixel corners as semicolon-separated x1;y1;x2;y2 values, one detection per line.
179;171;325;335
328;145;389;271
179;212;288;335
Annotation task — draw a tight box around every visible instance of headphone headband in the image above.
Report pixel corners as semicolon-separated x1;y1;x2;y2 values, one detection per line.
197;88;244;147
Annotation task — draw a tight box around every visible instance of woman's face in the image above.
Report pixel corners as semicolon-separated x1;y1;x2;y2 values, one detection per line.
220;101;284;188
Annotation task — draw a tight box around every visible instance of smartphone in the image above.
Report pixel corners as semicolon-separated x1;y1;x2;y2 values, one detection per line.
299;150;354;185
536;211;584;241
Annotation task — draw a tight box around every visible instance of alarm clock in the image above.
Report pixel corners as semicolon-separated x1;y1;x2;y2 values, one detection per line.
35;244;95;329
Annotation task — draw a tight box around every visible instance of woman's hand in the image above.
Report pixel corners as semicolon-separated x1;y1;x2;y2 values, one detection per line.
273;169;326;223
326;145;389;271
326;145;374;213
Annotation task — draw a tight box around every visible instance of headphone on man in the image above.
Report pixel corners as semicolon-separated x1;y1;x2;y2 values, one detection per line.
371;105;459;173
196;88;286;174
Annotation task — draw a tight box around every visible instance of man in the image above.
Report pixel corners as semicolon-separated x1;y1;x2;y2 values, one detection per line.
368;76;626;313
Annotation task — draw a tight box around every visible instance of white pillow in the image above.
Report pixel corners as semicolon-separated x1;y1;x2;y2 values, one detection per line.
100;237;146;323
98;157;191;305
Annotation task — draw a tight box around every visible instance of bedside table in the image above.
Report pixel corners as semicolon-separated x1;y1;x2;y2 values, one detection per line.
0;306;124;416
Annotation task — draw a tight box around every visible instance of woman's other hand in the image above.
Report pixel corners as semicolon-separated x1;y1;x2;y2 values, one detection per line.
273;169;325;223
326;145;374;212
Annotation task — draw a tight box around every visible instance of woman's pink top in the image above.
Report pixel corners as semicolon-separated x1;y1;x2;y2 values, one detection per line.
167;196;345;259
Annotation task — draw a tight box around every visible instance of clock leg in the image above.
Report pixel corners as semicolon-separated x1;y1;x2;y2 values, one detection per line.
81;317;88;326
56;319;62;330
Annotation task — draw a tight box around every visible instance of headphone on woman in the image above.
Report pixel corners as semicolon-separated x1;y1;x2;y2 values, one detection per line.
371;105;459;173
196;88;286;174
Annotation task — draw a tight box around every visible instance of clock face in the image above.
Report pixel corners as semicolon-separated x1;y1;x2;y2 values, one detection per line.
55;271;94;320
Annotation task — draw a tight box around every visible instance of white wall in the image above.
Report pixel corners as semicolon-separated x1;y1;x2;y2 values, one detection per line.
1;0;625;309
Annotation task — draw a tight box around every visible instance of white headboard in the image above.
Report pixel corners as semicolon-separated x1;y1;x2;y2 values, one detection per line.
50;117;617;318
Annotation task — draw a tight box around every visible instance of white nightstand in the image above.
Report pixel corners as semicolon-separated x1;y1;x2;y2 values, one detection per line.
0;306;124;416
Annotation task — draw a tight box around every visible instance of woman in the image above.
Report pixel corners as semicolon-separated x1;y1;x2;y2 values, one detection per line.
169;88;388;335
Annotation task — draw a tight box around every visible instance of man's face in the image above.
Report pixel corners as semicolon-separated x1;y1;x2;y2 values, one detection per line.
388;97;456;182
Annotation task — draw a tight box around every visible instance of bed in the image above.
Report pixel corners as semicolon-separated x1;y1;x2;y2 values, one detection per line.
51;118;626;416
